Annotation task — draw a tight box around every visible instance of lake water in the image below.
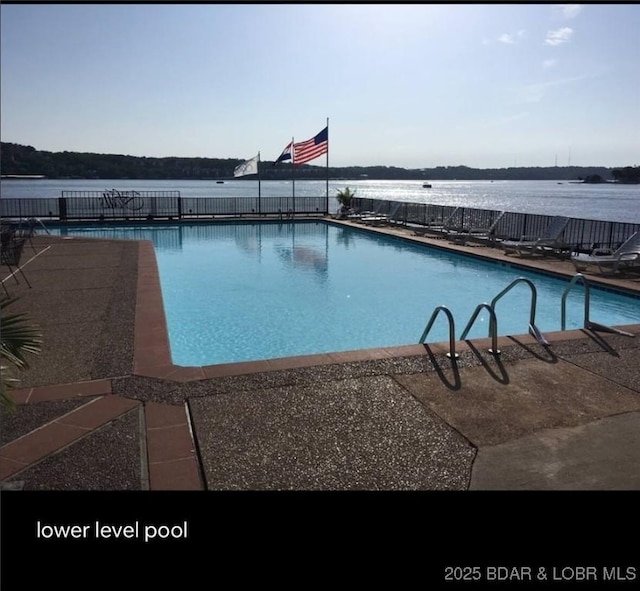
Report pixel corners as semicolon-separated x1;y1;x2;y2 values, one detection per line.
2;178;639;223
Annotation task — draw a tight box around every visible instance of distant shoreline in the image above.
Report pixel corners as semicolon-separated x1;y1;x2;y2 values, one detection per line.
1;176;637;184
4;141;638;183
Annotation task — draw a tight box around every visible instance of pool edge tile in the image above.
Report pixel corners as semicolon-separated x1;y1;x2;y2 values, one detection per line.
134;241;173;370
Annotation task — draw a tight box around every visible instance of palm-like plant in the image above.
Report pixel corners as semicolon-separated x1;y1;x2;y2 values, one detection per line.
336;187;356;209
1;295;42;411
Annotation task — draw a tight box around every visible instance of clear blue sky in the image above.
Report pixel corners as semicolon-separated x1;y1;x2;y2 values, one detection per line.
1;3;639;168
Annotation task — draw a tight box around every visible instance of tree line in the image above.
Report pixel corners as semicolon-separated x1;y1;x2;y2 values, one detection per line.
1;142;637;182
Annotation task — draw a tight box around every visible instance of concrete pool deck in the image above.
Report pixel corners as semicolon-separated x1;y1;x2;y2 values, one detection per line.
1;221;639;491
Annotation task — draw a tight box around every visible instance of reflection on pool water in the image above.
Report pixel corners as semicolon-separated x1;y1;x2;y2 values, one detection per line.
51;221;639;366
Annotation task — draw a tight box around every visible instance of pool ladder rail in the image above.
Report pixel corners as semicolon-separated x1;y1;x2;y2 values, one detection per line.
419;306;459;358
561;273;635;337
419;275;634;359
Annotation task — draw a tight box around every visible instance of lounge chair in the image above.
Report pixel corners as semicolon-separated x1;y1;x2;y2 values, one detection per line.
413;207;461;237
347;202;384;222
571;231;640;274
361;202;403;227
448;211;506;246
386;202;407;227
501;216;570;257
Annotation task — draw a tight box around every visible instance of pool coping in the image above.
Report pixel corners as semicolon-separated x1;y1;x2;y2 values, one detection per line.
131;218;640;383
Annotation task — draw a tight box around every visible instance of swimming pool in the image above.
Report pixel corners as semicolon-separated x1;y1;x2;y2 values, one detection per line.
51;221;639;366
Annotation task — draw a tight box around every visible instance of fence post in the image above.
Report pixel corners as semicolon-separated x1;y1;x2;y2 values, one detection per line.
58;197;67;221
177;195;182;219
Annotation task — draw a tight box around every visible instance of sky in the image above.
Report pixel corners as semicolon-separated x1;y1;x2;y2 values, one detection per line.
1;3;639;169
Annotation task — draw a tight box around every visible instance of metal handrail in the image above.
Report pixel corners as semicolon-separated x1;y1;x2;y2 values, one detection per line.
561;273;635;337
491;277;549;346
561;273;590;330
419;305;459;358
460;303;501;355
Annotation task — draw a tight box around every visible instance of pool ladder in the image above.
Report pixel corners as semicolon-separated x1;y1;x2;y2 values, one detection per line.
420;275;635;358
419;277;548;358
419;277;563;358
561;273;635;337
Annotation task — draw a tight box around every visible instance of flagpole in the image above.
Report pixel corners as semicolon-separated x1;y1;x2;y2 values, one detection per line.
291;136;295;216
325;117;329;215
258;151;261;216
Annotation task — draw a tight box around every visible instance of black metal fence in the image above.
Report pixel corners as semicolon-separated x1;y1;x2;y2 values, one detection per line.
352;198;640;253
0;197;60;219
0;191;328;221
2;192;639;253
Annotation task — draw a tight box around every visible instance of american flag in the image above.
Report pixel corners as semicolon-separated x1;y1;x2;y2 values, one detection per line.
293;126;328;165
273;141;292;165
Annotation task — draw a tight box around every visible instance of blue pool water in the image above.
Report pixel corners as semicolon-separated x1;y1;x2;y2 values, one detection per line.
51;221;639;366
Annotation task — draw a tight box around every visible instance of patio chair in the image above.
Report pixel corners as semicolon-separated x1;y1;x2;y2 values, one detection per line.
1;231;32;294
347;202;384;222
413;207;461;237
361;202;403;227
501;216;570;257
448;211;506;246
570;231;640;274
17;217;49;250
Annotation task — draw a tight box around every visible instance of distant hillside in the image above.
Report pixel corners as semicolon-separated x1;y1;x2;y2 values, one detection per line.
0;142;633;182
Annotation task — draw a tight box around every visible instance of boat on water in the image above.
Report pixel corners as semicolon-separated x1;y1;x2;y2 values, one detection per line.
216;181;225;184
423;183;432;188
